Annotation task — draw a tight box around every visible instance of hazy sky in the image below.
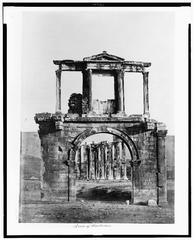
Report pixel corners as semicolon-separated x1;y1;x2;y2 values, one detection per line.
21;9;174;134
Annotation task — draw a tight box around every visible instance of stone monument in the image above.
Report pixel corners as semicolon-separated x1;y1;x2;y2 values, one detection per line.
35;51;168;205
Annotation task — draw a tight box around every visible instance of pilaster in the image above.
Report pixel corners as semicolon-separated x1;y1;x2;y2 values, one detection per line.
156;130;168;206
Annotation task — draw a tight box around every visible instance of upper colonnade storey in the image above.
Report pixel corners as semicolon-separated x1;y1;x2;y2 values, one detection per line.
54;51;151;116
53;51;151;72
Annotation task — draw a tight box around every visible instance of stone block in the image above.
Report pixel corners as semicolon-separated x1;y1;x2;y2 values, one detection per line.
134;189;157;204
20;179;41;202
21;190;41;202
148;199;157;206
157;172;165;187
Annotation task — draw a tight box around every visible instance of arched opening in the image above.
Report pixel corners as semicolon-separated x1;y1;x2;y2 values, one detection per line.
71;128;139;202
75;133;132;181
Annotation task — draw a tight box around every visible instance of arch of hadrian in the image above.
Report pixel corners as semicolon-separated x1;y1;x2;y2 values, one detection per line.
35;51;168;205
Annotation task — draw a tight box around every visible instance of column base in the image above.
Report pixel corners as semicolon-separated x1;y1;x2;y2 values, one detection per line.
123;176;128;180
143;112;150;119
157;200;169;207
108;176;114;180
86;111;97;117
55;110;62;114
100;177;105;180
157;188;168;207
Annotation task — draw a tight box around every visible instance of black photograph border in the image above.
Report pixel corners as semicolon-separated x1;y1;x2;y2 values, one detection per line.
3;2;191;238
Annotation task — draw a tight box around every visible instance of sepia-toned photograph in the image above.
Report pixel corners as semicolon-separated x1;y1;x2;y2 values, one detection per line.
4;2;191;237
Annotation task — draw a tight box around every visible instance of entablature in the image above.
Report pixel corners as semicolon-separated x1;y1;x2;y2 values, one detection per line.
53;60;151;73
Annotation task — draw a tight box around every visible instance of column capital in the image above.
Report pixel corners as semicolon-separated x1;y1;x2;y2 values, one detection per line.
155;130;168;138
56;64;62;72
154;122;168;137
142;70;149;75
85;68;92;72
114;69;124;75
55;68;61;73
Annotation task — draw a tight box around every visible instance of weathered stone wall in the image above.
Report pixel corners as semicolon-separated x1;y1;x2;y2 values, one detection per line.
166;136;175;180
20;130;174;204
126;130;157;202
130;131;157;199
20;132;42;203
36;120;158;203
39;131;76;201
112;130;157;203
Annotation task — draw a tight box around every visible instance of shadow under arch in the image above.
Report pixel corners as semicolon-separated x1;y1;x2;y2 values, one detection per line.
71;126;139;161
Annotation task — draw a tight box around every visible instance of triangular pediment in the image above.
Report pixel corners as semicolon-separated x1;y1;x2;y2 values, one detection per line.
83;51;125;62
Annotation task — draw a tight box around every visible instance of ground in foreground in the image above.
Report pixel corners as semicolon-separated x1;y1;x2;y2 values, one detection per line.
20;200;174;223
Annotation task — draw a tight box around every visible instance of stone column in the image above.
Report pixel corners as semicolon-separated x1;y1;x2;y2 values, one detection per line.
122;143;128;180
115;142;120;180
156;130;168;206
82;69;92;113
80;145;85;179
113;143;118;180
86;147;90;180
112;143;115;179
94;148;98;180
109;143;114;180
89;145;94;179
55;68;62;112
75;149;80;179
119;141;122;159
114;70;125;114
106;144;110;180
101;145;105;180
142;71;149;117
118;141;123;179
104;144;108;179
98;145;101;179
